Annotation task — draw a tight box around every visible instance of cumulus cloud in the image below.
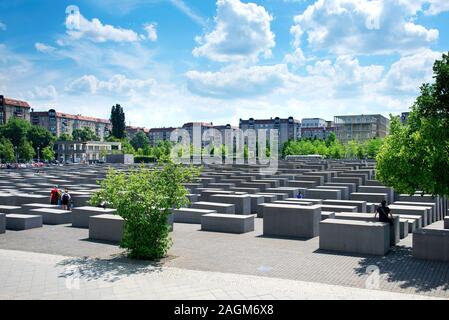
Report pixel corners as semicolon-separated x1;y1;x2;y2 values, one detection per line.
193;0;275;63
66;74;156;95
379;49;442;94
186;65;291;98
0;21;6;31
65;9;155;43
291;0;439;55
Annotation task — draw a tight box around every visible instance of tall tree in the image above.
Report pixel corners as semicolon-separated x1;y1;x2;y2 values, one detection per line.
377;52;449;197
110;104;126;139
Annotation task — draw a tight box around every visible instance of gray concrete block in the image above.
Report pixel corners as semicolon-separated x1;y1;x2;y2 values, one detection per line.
89;214;124;243
173;208;217;224
413;223;449;262
350;192;388;204
322;200;367;213
333;212;400;246
389;205;429;226
316;186;349;200
72;206;117;228
263;204;321;239
319;205;358;213
201;214;255;234
191;202;236;214
29;208;72;225
320;219;390;256
209;195;252;215
0;205;22;214
306;189;342;200
6;214;43;230
0;213;5;234
399;219;409;239
445;217;449;230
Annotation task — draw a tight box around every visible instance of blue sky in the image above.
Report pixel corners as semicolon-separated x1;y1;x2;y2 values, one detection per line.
1;0;448;127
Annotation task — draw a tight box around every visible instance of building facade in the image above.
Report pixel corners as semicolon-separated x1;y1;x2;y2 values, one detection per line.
0;95;31;124
148;127;178;146
334;114;390;143
239;117;301;146
31;109;111;141
301;118;336;140
55;141;122;163
125;126;150;139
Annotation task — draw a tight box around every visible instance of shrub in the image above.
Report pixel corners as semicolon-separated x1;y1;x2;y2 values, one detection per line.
90;161;201;260
134;156;157;163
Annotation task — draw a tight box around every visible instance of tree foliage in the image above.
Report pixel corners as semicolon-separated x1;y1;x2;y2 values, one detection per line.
130;131;150;150
72;127;99;142
90;161;201;260
377;53;449;197
110;104;126;139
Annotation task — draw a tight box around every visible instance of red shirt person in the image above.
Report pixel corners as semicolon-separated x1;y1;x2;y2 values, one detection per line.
50;186;60;205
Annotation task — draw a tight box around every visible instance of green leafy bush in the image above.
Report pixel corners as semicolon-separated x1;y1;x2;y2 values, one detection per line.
134;155;157;163
90;161;200;260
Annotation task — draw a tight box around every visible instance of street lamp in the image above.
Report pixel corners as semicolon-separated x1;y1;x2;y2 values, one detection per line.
14;146;18;164
37;147;40;162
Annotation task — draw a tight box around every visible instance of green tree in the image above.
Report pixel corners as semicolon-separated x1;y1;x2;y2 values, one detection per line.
58;133;73;141
110;104;126;139
90;161;201;260
130;131;150;150
0;138;15;163
377;52;449;196
41;146;55;161
0;117;31;147
18;140;35;162
72;128;99;142
365;138;384;159
28;125;56;155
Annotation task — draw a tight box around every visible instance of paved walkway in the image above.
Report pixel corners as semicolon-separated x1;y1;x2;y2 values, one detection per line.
1;221;449;298
0;249;442;300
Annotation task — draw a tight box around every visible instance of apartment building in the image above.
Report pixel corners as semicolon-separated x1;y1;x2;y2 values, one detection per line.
334;114;390;143
0;95;31;124
239;117;301;146
31;109;111;141
301;118;336;140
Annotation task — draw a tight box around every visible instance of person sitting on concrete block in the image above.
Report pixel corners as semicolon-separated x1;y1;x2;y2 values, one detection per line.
375;200;394;226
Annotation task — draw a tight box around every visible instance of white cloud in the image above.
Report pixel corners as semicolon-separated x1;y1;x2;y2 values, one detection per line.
186;64;290;98
424;0;449;15
35;42;56;53
65;10;146;43
144;23;158;42
291;0;439;55
193;0;275;63
0;21;6;31
66;74;156;96
379;49;442;94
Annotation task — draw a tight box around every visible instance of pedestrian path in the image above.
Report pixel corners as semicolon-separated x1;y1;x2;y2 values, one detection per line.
0;249;442;300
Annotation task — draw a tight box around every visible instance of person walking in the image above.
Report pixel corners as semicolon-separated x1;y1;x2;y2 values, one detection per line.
375;200;394;225
61;189;72;211
50;186;60;205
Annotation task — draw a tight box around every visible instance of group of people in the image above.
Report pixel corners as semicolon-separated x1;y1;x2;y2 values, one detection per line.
50;186;72;211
